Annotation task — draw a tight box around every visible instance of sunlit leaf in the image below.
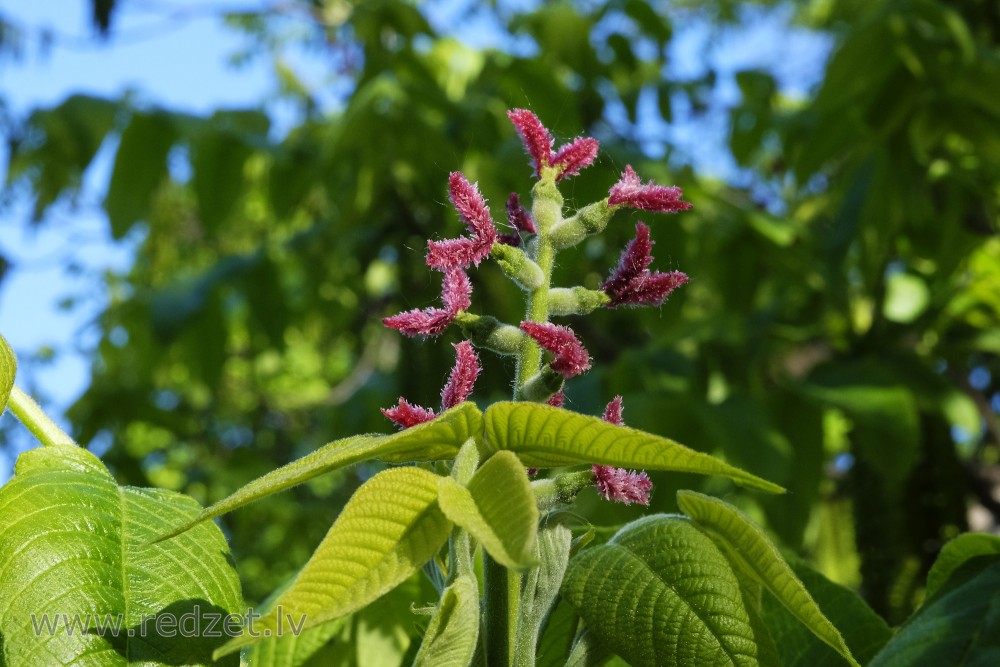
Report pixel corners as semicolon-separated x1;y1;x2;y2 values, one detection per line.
437;450;538;570
677;491;859;667
215;466;451;657
0;446;243;666
157;402;482;540
412;574;479;667
484;402;783;493
0;333;14;413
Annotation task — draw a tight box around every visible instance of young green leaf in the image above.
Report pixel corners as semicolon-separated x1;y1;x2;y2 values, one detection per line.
412;574;480;667
563;514;776;667
158;402;482;541
0;333;14;413
676;491;859;667
0;445;243;666
484;402;784;493
516;522;573;667
244;573;348;667
437;450;539;570
215;466;452;657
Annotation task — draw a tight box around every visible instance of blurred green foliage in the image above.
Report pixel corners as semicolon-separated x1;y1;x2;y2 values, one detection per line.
2;0;999;637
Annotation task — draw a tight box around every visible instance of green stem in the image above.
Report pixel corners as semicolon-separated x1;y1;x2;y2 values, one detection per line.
515;176;562;399
7;385;78;447
483;551;512;666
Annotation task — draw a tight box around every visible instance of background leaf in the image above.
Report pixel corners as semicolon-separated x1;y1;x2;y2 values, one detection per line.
412;574;479;667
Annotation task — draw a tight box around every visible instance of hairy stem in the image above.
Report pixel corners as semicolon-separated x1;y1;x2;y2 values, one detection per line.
7;385;78;448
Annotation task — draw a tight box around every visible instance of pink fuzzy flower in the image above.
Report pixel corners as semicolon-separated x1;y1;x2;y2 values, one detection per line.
508;109;599;180
440;341;481;409
547;390;565;408
603;395;624;425
383;268;472;336
608;165;692;213
592;466;653;506
519;321;591;378
594;396;653;505
381;398;436;430
602;222;689;308
426;173;497;270
506;193;536;235
508;109;553;176
552;137;599;181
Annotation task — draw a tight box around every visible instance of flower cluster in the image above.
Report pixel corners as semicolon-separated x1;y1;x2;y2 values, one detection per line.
381;109;691;504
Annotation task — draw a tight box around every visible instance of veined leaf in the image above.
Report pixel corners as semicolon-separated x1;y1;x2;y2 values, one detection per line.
484;402;783;493
158;402;482;540
0;333;14;412
215;466;452;657
437;450;538;570
0;445;243;666
412;574;480;667
244;574;347;667
760;557;890;667
677;491;859;667
563;514;775;667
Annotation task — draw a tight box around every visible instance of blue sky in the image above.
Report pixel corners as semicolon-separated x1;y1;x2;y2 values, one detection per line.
0;1;831;481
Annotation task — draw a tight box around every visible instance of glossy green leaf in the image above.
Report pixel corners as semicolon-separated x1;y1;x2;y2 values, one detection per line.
484;402;783;493
925;533;1000;600
158;402;482;540
412;574;479;667
677;491;859;667
438;450;537;570
869;560;1000;666
760;557;891;667
215;466;452;657
0;333;14;413
563;514;775;667
0;445;243;666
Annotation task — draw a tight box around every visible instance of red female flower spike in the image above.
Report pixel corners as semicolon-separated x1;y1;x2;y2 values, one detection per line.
552;137;599;181
602;223;689;308
426;237;491;270
592;466;653;506
383;307;454;337
448;172;497;242
506;193;536;235
608;165;692;213
547;390;565;408
603;395;624;425
508;108;553;176
441;341;481;409
381;398;436;430
426;174;498;270
441;267;472;313
519;321;591;378
384;268;471;336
